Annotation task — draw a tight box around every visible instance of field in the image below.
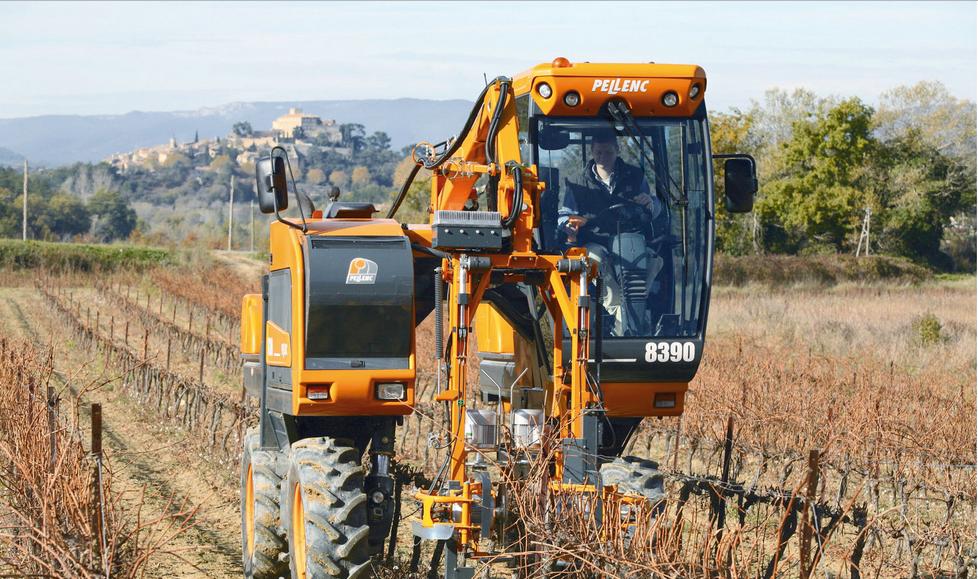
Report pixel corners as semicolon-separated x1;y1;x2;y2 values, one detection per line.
0;248;973;578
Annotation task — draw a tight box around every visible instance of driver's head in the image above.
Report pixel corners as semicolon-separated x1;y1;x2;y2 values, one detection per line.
590;132;619;169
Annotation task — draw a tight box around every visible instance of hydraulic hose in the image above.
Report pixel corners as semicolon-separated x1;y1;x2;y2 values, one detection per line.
484;80;511;212
388;77;509;220
484;80;510;167
410;243;451;261
421;79;497;171
386;161;422;219
502;162;524;229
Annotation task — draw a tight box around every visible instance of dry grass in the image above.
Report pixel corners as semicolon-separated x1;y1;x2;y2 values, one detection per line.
396;277;976;577
0;338;197;577
13;258;968;576
709;279;975;374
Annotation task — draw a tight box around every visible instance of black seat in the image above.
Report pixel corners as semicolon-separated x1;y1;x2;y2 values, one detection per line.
325;202;376;219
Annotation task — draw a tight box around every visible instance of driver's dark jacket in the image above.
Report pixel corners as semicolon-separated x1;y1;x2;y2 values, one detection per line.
558;158;654;246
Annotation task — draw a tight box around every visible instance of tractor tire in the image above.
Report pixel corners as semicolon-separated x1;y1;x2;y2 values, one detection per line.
284;437;371;579
241;428;290;579
600;455;666;506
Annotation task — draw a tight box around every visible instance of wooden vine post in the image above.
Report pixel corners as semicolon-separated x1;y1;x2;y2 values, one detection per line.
799;449;821;579
90;404;105;564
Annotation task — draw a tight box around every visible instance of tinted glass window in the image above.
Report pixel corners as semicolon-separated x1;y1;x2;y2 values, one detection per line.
268;269;291;331
536;117;711;339
306;304;411;358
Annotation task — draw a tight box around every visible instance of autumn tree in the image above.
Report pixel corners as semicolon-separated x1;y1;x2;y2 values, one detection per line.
306;168;326;185
388;155;429;222
710;109;759;255
329;169;349;189
351;166;371;187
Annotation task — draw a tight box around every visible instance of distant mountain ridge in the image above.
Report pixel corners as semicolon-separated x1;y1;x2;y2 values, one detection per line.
0;99;473;167
0;147;24;167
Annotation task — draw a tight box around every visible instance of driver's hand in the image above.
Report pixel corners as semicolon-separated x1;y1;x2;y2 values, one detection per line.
632;193;654;210
563;215;587;243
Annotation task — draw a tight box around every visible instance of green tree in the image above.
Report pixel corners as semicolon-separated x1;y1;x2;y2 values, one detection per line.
0;186;19;237
871;133;970;267
339;123;366;152
366;131;391;152
873;81;976;268
756;98;876;252
36;194;91;240
88;190;137;242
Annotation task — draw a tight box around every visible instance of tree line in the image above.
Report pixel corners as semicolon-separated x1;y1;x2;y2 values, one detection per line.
0;166;136;242
711;81;975;271
0;81;973;271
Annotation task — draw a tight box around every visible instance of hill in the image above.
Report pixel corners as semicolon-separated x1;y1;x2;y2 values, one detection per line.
0;147;24;167
0;99;473;166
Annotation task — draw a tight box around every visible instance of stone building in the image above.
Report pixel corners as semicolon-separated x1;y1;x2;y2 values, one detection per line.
271;107;342;144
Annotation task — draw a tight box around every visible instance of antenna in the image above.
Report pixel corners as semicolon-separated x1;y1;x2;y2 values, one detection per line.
483;72;488;87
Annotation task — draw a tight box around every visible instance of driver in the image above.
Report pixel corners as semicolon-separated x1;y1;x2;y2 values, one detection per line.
557;131;665;335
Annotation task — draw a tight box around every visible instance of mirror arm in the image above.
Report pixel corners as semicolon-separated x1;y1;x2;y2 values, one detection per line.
712;153;757;173
270;146;308;233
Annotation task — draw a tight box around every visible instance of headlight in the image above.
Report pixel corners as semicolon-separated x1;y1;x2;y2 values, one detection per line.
661;91;679;107
307;385;330;400
689;84;701;100
537;82;553;99
376;383;406;401
563;91;581;107
654;393;676;408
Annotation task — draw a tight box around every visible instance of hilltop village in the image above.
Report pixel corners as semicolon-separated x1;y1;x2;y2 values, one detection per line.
107;108;352;174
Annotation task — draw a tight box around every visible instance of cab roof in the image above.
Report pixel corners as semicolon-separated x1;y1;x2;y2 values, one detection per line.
513;58;707;117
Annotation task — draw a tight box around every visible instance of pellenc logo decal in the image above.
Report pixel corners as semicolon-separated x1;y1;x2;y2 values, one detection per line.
346;258;378;284
591;79;649;95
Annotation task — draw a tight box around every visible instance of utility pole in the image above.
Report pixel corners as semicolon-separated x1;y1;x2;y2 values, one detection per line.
227;174;235;251
856;206;872;257
22;160;28;241
250;199;255;252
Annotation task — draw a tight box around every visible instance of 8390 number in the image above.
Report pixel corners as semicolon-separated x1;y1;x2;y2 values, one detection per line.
644;341;696;363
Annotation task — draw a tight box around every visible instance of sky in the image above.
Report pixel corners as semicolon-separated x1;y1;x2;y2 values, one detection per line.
0;1;975;119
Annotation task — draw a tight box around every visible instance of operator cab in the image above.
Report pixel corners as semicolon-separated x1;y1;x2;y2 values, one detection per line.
535;111;711;342
511;64;754;382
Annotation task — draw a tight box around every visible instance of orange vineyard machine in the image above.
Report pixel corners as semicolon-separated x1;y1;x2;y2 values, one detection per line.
238;59;756;578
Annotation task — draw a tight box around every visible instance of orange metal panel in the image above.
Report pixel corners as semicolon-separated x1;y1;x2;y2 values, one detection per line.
240;293;262;355
293;367;416;416
599;382;688;417
474;303;516;355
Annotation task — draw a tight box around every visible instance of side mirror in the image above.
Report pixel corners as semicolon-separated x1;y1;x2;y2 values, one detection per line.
255;155;288;214
723;157;756;213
